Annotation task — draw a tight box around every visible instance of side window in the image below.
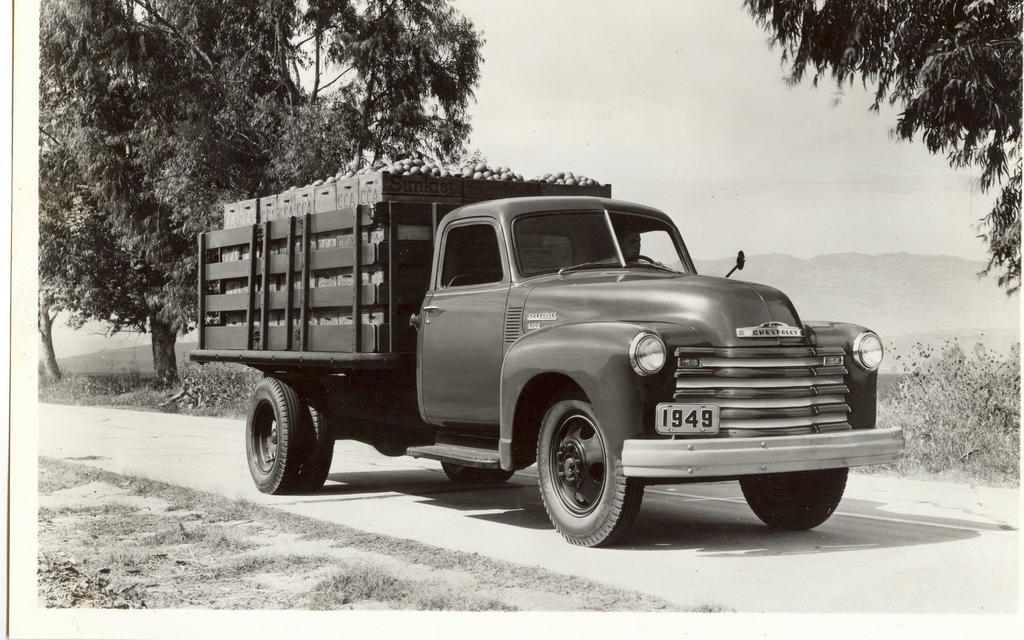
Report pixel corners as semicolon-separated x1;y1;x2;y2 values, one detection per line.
440;223;504;287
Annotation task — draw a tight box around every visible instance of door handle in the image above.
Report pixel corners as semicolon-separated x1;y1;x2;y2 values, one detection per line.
422;305;443;324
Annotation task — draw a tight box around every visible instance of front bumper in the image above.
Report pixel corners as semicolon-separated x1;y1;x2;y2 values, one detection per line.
621;427;904;478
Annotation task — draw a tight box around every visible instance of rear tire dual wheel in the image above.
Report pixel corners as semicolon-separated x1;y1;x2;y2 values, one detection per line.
739;467;848;530
537;399;643;547
246;377;334;495
441;462;515;484
294;403;334;492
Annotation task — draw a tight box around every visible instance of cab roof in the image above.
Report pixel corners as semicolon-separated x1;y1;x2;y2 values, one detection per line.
440;196;673;228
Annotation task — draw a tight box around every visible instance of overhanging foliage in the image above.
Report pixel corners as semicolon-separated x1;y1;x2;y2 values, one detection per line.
745;0;1022;292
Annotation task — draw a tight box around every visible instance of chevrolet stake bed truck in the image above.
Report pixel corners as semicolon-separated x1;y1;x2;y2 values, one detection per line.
192;175;904;547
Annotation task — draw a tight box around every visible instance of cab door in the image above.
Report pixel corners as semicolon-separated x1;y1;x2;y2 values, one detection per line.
418;219;511;428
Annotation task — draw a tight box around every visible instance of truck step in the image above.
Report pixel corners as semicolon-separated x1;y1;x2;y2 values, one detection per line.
405;444;502;469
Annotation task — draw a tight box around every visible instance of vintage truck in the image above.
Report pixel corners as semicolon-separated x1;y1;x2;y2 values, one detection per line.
191;173;904;547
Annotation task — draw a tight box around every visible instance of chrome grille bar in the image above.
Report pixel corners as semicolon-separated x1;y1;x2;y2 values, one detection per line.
710;395;847;409
699;356;834;368
676;375;845;389
670;345;851;437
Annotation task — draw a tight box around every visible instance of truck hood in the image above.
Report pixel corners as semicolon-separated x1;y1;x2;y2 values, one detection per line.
521;271;804;347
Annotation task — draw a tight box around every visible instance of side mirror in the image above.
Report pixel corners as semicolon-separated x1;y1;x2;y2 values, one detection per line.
725;250;745;278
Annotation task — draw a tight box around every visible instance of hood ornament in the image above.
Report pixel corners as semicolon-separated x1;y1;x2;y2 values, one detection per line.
736;321;803;338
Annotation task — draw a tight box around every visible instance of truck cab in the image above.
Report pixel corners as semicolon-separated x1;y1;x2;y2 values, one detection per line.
193;185;903;547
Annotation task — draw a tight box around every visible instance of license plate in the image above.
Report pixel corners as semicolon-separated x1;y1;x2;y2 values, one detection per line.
655;403;720;434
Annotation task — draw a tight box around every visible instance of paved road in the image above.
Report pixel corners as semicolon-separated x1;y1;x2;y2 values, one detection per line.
32;404;1020;613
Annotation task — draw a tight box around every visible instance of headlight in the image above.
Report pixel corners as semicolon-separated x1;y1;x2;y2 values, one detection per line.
853;331;884;371
629;332;666;376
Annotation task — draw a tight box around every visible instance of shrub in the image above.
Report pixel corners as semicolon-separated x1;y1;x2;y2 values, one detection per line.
38;362;261;419
878;340;1020;485
175;362;262;417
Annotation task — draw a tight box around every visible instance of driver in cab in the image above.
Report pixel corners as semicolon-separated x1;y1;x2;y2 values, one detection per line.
616;229;653;266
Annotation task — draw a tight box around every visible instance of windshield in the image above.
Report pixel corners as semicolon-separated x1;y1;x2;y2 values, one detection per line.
513;210;689;276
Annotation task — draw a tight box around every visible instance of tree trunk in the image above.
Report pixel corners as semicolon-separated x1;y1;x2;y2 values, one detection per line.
150;314;178;385
38;306;61;381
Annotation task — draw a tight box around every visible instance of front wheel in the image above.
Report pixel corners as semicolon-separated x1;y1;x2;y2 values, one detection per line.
739;467;848;530
537;399;644;547
441;462;515;484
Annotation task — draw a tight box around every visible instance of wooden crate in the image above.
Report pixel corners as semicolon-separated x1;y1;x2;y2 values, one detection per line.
223;199;259;229
538;182;612;198
313;182;338;213
258;195;280;222
377;172;464;203
463;178;540;202
336;177;361;209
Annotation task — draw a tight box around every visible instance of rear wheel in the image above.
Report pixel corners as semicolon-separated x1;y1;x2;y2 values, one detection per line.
739;468;848;530
246;377;306;494
441;462;515;484
294;402;334;492
537;399;643;547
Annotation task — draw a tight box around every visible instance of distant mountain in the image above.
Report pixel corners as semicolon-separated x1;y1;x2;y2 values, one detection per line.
56;342;198;376
694;252;1019;337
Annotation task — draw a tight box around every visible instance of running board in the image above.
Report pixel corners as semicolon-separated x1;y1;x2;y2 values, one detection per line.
405;444;502;469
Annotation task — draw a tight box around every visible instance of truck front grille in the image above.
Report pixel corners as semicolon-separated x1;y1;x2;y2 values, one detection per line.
674;346;851;437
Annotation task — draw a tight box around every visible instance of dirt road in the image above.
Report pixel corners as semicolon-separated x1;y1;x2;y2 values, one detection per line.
25;403;1020;613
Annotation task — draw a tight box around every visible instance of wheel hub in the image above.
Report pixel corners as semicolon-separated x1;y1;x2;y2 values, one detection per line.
264;426;278;463
557;441;584;486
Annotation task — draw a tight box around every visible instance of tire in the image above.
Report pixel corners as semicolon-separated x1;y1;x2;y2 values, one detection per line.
739;467;849;530
441;462;515;484
293;402;334;492
245;377;306;494
536;399;644;547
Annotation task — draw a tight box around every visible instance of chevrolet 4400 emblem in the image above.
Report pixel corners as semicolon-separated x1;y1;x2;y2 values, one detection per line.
736;322;803;338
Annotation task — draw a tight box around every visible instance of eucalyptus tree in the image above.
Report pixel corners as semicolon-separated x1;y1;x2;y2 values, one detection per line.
39;0;483;381
745;0;1022;292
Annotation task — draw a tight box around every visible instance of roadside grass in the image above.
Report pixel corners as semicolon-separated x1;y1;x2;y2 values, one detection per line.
38;457;686;612
37;368;171;411
865;341;1020;487
39;362;261;418
307;561;516;611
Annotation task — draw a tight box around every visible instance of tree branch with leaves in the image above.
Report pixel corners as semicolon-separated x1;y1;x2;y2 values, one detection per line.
745;0;1022;293
40;0;484;380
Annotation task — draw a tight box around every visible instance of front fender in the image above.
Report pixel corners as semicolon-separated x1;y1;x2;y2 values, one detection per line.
498;321;668;469
805;321;880;429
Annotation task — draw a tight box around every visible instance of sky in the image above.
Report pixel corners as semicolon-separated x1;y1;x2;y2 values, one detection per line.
449;0;992;262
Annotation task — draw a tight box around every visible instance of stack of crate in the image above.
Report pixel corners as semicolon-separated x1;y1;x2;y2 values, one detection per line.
202;211;389;353
219;170;611;231
201;171;610;355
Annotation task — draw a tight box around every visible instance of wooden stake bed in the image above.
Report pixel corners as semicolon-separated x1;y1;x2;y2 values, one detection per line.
192;175;612;370
194;201;437;368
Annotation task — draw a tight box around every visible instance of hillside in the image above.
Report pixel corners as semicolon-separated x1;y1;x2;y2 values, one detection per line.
55;342;198;376
694;253;1019;335
694;253;1019;371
